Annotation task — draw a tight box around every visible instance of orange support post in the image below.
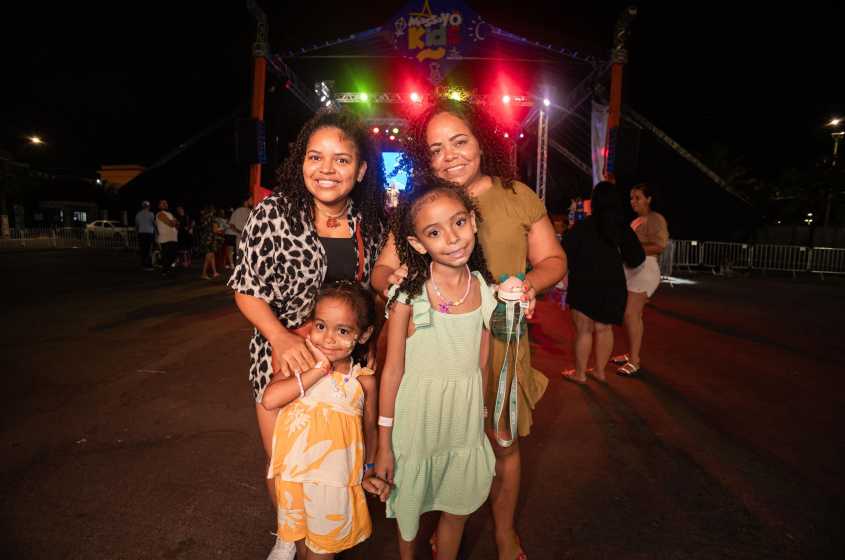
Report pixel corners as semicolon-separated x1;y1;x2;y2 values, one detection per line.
250;57;273;203
604;62;624;184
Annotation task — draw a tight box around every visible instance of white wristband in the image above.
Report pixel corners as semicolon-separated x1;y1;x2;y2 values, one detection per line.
294;371;304;397
315;361;330;375
378;415;394;427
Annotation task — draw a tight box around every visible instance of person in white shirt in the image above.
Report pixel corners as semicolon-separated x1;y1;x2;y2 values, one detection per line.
227;195;254;267
155;199;179;277
134;201;156;270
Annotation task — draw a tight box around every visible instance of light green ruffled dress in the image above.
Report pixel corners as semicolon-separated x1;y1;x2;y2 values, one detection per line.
385;271;497;541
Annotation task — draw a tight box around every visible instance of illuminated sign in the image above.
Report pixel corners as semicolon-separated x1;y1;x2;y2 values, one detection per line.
384;0;488;85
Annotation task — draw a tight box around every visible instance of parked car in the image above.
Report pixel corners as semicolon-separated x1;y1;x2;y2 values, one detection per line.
85;220;130;242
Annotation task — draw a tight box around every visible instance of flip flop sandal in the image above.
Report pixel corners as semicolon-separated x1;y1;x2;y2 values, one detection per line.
616;362;641;377
610;354;629;364
561;370;587;385
586;370;608;384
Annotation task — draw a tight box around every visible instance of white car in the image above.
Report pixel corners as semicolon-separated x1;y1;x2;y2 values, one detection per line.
85;220;130;242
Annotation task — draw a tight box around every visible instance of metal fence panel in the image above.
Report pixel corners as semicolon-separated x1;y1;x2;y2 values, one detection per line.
751;244;810;276
0;228;138;251
701;242;751;269
672;240;702;270
809;247;845;275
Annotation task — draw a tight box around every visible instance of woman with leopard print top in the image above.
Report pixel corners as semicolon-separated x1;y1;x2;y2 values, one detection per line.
228;107;387;556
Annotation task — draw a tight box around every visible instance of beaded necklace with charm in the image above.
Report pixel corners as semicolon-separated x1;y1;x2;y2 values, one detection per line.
429;262;472;314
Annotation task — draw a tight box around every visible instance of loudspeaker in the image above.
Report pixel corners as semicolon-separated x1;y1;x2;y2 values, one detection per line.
235;118;267;165
607;125;639;175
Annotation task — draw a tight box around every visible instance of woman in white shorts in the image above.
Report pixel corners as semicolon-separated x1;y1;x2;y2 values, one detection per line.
614;183;669;377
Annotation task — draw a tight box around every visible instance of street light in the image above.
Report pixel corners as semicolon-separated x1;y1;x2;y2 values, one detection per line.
830;119;843;166
14;137;42;159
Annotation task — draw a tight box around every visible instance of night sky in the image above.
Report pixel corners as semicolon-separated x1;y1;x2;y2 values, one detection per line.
1;1;841;183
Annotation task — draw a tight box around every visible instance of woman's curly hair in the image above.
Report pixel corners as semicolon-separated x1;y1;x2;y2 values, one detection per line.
400;87;519;193
314;280;376;366
388;176;494;307
275;107;387;247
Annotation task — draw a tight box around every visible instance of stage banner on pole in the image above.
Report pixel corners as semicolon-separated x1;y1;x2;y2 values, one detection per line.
591;100;609;185
383;0;488;85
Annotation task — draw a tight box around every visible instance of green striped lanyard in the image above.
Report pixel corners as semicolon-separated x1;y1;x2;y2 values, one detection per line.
493;300;528;447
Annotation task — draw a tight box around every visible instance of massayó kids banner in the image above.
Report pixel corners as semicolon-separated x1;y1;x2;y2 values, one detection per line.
383;0;488;85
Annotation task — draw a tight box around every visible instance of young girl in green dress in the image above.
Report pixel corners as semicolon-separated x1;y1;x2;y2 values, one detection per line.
375;179;497;560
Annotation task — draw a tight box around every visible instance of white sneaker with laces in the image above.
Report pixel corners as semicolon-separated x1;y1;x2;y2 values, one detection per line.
266;536;295;560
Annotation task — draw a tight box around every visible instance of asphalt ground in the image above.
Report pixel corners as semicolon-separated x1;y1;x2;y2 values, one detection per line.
1;250;843;560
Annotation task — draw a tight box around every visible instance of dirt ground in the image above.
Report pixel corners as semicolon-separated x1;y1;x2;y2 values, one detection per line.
1;250;843;559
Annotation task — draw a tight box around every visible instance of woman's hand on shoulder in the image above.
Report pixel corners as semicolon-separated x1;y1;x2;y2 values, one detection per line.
270;331;318;378
384;264;409;298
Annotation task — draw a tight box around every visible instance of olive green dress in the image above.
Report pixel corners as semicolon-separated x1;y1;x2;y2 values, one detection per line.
476;178;549;437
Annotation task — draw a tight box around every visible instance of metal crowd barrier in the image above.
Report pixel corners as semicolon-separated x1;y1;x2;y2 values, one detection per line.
701;241;752;269
671;240;702;271
0;227;138;251
809;247;845;279
751;244;810;278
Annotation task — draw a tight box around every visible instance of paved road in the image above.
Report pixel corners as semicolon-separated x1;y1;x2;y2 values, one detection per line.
1;251;843;559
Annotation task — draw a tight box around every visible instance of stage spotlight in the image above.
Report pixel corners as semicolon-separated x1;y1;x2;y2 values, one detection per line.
372;127;380;134
543;98;551;106
519;133;524;138
502;95;510;104
392;127;399;134
450;92;461;100
410;92;420;102
389;135;396;141
360;93;369;102
504;132;509;138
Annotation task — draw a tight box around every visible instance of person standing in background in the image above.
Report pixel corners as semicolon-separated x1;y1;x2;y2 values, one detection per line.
134;201;156;271
175;206;195;254
155;199;179;277
227;194;253;267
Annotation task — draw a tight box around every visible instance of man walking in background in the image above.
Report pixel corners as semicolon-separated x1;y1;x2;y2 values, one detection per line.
155;199;179;277
134;201;156;271
226;194;253;266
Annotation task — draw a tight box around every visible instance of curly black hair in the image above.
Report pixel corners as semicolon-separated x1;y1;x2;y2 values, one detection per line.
388;176;494;307
400;86;519;194
313;280;376;366
275;107;387;247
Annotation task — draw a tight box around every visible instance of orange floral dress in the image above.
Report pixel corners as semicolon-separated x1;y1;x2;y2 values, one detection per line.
268;363;373;554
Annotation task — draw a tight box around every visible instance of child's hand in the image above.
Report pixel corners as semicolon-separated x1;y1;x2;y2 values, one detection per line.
362;469;391;502
304;337;330;368
374;449;395;489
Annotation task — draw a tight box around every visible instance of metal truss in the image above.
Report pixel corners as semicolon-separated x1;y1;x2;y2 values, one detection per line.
266;55;322;112
535;104;549;202
519;62;610;133
335;92;534;106
548;139;591;177
622;105;753;206
363;118;408;128
281;27;385;58
246;0;268;57
491;27;606;65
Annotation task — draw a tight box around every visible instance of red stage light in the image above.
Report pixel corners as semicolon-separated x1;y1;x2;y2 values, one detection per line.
372;127;380;134
502;95;510;104
389;135;396;141
410;92;420;102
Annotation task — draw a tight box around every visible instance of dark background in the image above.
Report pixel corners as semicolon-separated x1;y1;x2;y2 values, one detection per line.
1;1;842;235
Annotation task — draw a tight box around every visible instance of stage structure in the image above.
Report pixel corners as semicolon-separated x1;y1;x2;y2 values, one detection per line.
246;1;750;214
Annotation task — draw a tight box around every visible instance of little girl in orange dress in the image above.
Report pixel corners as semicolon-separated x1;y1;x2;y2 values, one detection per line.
262;281;389;559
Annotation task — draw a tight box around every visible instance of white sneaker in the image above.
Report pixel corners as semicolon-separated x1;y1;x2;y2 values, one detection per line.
267;536;296;560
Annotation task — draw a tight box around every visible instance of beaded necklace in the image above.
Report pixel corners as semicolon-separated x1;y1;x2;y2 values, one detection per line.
429;262;472;314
